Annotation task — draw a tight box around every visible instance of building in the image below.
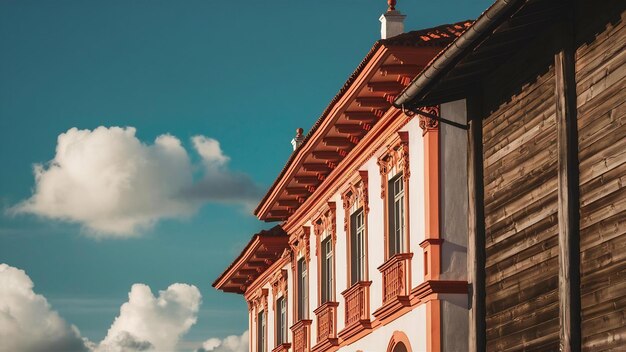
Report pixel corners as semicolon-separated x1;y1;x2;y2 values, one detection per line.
213;2;474;352
394;0;626;351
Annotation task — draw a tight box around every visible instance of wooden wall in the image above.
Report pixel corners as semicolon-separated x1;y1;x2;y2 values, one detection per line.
481;61;560;351
575;5;626;351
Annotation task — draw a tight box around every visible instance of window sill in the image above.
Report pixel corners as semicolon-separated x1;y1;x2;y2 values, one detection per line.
272;343;291;352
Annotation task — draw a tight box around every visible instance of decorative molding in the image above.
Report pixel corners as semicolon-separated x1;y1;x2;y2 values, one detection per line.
313;202;337;249
377;131;410;199
290;226;311;263
418;105;440;134
250;288;269;321
271;269;288;299
341;171;369;232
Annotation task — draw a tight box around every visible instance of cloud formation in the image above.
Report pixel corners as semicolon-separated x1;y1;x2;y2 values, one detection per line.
11;126;261;238
95;283;201;352
0;263;203;352
0;264;89;352
196;331;248;352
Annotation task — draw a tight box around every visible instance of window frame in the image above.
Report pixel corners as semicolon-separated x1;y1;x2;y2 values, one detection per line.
378;131;411;262
275;296;287;345
342;171;370;288
297;257;308;320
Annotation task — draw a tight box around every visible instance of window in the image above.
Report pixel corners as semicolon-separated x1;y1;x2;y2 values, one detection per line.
350;208;366;285
276;296;287;345
388;173;405;257
257;310;266;352
320;237;334;303
297;258;308;320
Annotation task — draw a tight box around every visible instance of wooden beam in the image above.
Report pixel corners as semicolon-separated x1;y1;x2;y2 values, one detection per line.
335;124;369;134
467;93;486;352
555;12;581;352
294;176;320;185
268;209;290;217
312;150;342;160
343;113;376;123
277;199;301;208
285;187;310;195
355;97;390;108
379;64;421;75
367;81;405;93
323;137;355;148
302;163;331;172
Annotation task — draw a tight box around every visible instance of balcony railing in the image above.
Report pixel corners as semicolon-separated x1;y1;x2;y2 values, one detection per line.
290;319;312;352
342;281;372;326
314;301;339;343
378;252;413;305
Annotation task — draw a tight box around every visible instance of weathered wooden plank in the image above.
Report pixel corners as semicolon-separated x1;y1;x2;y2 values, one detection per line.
576;57;626;109
580;257;626;295
579;210;626;251
484;121;557;190
485;289;558;328
486;216;557;268
486;235;559;287
488;316;559;352
581;324;626;352
577;81;626;130
483;74;555;149
486;191;558;247
484;141;557;196
555;18;582;349
575;11;626;63
578;101;626;150
580;161;626;207
468;94;486;352
486;258;558;305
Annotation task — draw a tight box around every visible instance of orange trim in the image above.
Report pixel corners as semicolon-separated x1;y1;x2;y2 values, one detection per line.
342;171;370;286
271;343;291;352
339;280;372;342
421;106;441;282
290;319;312;352
281;106;409;236
313;202;337;305
312;301;339;352
426;300;441;352
378;131;411;260
386;330;413;352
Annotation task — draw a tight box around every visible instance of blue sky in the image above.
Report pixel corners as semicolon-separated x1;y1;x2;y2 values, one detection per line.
0;0;492;350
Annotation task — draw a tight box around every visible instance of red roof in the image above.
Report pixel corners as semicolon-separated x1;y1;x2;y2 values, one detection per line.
213;225;289;294
254;20;473;221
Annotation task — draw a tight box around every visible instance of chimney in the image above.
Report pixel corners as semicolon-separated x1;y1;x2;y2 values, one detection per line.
379;0;406;39
291;128;305;151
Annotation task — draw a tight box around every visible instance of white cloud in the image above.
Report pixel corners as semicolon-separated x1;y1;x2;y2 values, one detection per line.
95;283;201;352
196;331;248;352
11;126;261;238
0;264;89;352
0;263;204;352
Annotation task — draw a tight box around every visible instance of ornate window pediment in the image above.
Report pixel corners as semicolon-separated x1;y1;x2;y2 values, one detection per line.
313;202;337;252
341;171;369;232
377;131;410;199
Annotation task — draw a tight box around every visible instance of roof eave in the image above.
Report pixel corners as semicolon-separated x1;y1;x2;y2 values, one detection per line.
393;0;526;108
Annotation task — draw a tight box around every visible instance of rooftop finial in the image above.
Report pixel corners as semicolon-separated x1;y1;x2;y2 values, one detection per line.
291;128;305;151
387;0;396;11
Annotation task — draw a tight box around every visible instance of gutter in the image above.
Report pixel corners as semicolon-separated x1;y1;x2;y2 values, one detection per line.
393;0;526;107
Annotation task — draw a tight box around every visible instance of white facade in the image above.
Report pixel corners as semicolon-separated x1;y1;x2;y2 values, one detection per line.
247;101;469;352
